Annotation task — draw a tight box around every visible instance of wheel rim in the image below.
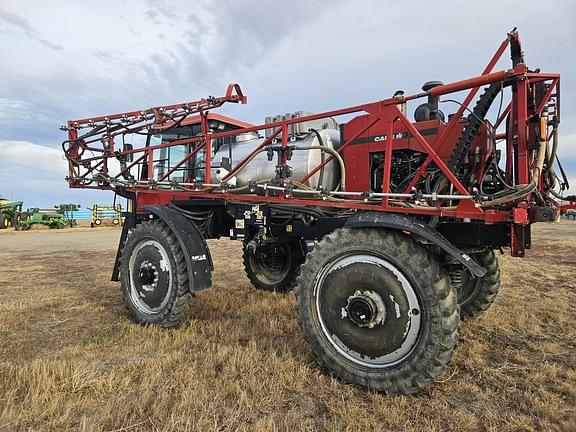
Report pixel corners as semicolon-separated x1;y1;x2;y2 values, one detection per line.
248;243;292;285
128;239;173;314
314;254;422;368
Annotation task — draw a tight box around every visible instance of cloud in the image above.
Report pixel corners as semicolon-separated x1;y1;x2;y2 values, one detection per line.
0;7;62;50
2;1;575;130
0;140;64;174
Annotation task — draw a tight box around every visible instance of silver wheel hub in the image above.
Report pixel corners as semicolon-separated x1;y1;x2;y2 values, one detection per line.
344;290;386;328
138;261;159;293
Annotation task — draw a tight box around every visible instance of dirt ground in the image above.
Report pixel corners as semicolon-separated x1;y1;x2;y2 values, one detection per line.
0;223;574;431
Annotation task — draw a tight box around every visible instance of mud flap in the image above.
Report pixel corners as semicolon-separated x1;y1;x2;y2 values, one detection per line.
111;212;136;282
345;212;487;278
145;205;213;292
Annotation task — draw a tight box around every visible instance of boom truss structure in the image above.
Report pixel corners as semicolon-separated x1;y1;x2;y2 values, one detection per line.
62;30;573;256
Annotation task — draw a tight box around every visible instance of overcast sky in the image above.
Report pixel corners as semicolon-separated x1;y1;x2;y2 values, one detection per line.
1;0;575;207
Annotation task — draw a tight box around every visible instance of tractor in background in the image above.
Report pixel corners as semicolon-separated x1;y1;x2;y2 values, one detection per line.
0;197;23;229
19;206;77;230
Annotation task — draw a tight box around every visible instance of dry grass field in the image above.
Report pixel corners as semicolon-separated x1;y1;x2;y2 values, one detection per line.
0;223;575;431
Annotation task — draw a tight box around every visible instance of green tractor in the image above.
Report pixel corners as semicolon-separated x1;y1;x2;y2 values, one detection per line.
19;205;78;230
57;204;80;223
0;197;23;230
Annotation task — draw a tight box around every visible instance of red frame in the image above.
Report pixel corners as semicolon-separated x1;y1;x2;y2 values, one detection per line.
63;31;564;236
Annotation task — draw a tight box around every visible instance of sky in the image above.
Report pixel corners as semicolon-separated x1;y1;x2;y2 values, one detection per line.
1;0;575;208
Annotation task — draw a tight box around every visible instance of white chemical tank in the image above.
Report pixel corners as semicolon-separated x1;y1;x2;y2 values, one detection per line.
211;129;341;190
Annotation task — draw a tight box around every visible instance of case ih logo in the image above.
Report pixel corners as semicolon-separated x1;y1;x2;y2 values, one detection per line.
373;132;409;142
351;128;437;145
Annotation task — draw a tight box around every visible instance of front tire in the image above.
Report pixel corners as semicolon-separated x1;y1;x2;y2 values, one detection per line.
120;220;193;328
295;228;459;394
243;240;303;293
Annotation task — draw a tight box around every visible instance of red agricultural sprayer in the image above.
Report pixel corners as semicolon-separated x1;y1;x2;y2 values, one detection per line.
62;30;574;394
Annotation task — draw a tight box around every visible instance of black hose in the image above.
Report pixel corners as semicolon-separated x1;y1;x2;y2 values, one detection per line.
448;82;503;175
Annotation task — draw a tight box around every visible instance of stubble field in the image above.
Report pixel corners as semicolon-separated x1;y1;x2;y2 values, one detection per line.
0;223;575;431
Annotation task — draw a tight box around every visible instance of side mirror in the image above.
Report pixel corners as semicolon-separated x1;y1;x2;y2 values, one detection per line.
123;143;134;162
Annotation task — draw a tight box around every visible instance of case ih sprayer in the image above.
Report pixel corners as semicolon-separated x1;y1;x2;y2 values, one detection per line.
62;30;574;394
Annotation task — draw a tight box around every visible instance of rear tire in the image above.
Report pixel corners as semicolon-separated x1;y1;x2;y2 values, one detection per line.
120;220;193;328
0;214;7;229
453;250;500;319
295;228;459;394
243;240;303;293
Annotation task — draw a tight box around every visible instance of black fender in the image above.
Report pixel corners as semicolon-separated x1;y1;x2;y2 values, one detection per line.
112;205;213;292
344;212;487;278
